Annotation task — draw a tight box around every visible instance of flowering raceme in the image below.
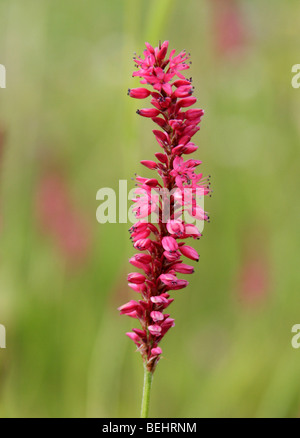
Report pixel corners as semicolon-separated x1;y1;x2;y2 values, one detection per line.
119;41;211;376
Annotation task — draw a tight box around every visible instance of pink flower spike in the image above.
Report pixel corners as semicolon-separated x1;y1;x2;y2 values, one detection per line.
120;41;210;379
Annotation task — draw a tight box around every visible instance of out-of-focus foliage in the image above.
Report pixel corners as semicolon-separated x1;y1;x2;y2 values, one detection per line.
0;0;300;418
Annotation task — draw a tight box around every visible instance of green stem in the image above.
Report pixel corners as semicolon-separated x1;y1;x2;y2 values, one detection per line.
140;367;153;418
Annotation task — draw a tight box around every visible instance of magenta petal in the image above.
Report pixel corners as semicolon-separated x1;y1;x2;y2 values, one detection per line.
127;273;146;284
151;347;162;357
179;245;199;261
150;311;164;322
118;300;139;315
148;325;162;336
129;88;151;99
126;332;141;347
162;236;178;252
162;82;172;95
150;296;168;304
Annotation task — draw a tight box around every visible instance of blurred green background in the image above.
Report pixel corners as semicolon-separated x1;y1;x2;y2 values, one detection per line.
0;0;300;418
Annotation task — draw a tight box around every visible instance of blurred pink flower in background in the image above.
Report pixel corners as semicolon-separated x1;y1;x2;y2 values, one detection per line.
35;166;92;268
236;227;271;307
211;0;248;57
239;258;270;305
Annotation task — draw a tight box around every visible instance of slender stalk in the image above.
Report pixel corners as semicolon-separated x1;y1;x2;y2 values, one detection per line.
140;367;153;418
